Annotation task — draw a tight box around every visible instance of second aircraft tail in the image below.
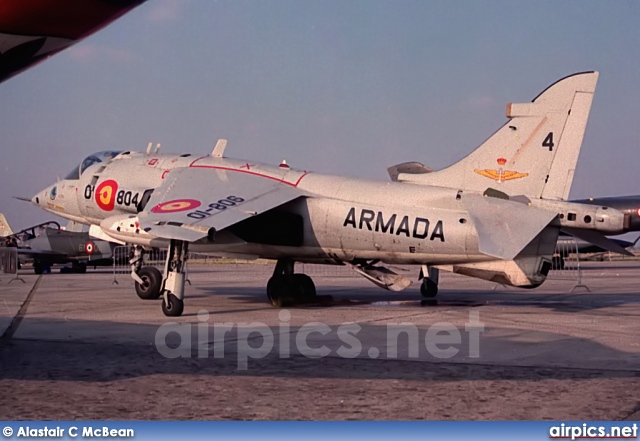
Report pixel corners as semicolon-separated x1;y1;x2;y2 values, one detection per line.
0;213;14;237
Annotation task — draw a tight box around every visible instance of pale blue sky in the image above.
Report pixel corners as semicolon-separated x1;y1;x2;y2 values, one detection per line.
1;0;639;227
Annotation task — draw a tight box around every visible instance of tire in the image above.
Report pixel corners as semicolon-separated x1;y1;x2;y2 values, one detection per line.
420;278;438;298
73;263;87;274
34;262;43;275
135;266;163;300
266;275;298;307
162;293;184;317
293;273;316;301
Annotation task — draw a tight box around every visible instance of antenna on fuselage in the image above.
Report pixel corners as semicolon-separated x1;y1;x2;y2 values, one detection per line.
154;143;161;154
145;142;153;155
211;139;227;158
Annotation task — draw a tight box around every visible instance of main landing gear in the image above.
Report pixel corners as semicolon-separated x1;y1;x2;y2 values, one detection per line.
419;265;439;298
131;241;189;317
267;259;317;307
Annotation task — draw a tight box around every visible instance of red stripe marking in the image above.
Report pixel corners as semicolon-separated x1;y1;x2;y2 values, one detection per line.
189;157;308;187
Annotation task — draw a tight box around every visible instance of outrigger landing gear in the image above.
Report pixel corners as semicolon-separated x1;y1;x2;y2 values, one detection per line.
266;259;316;307
160;239;189;317
419;265;439;298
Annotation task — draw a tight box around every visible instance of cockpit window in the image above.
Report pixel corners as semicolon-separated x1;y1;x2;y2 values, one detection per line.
64;151;121;181
78;151;122;176
80;155;103;175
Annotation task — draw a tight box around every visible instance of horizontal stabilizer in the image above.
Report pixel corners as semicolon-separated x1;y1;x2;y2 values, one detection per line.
561;227;634;256
463;194;557;260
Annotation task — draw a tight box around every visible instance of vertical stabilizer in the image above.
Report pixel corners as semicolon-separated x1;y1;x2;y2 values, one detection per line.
397;72;599;199
0;213;14;237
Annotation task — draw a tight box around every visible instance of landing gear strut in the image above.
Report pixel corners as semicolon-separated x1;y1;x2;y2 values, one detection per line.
267;259;316;307
419;265;439;298
160;239;189;317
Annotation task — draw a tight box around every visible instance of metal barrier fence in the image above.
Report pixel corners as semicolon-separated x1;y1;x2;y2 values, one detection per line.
549;236;589;292
112;246;167;284
0;247;24;283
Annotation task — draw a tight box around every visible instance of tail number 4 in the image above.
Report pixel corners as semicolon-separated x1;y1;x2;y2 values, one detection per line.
542;132;554;151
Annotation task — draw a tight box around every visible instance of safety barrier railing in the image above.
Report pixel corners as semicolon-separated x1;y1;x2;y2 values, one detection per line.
0;247;24;283
548;236;589;292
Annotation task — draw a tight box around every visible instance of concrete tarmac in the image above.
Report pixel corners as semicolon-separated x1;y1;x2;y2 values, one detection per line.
1;261;639;420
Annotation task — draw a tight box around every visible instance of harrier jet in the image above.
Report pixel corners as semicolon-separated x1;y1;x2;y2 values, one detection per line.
0;213;114;273
31;72;630;316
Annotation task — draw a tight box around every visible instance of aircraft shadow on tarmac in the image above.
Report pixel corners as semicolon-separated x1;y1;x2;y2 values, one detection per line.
1;316;639;384
195;285;640;314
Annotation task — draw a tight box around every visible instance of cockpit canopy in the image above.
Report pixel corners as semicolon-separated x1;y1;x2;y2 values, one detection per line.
65;151;121;180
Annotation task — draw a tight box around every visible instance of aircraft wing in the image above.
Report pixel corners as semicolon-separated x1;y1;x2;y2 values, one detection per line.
138;168;305;242
14;247;64;257
463;194;558;260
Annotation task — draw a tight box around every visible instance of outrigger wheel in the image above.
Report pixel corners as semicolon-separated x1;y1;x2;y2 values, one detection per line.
419;265;439;298
420;278;438;298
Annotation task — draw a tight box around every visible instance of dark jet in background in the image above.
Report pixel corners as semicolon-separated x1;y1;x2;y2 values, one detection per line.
0;0;146;84
572;196;640;233
0;213;115;274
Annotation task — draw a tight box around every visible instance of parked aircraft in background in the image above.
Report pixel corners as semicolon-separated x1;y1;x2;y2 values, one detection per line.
571;196;640;233
0;213;114;274
552;234;639;269
31;72;631;317
0;0;146;84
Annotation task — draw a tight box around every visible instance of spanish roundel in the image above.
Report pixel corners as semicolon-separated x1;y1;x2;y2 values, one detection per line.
85;241;94;254
151;199;201;214
95;179;118;211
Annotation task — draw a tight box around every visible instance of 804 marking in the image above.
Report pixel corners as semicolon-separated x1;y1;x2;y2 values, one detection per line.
187;196;245;219
116;190;140;207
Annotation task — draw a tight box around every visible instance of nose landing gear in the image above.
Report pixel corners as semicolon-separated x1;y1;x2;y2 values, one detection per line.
130;241;189;316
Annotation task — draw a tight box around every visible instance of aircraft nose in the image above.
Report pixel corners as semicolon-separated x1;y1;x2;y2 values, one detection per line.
32;184;56;207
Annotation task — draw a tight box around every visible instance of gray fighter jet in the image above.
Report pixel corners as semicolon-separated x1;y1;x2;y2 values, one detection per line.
0;213;114;274
30;71;631;316
571;196;640;232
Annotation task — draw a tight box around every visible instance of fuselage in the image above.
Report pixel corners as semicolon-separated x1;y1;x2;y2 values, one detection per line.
33;150;629;288
33;151;486;266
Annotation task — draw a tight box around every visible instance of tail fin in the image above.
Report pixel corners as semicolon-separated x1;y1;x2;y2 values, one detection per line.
0;213;13;237
397;72;599;199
